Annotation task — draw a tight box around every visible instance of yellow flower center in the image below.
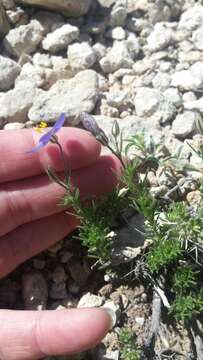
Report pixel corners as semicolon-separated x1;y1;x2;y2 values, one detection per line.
34;121;48;133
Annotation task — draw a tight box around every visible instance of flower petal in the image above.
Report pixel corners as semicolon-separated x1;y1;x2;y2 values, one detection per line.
52;113;66;133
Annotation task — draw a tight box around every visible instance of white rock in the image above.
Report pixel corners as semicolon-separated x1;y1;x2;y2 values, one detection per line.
28;69;99;123
68;42;96;70
32;52;52;68
171;70;202;90
92;42;106;60
4;122;24;130
134;87;161;117
107;90;127;108
147;24;173;52
178;5;203;31
163;87;182;106
190;61;203;84
4;20;44;57
126;32;140;59
100;41;134;73
192;27;203;50
184;97;203;113
105;26;126;40
0;56;21;91
42;24;79;53
152;72;171;90
77;292;103;308
0;81;38;127
15;63;49;88
109;3;127;27
182;91;196;102
172;111;200;139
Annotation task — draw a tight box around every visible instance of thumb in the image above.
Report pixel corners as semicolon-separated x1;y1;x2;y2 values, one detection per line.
0;308;113;360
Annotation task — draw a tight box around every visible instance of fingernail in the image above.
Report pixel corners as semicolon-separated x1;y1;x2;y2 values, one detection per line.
102;307;117;329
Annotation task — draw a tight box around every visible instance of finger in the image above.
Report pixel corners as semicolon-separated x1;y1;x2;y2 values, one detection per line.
0;128;101;183
0;308;112;360
0;155;122;236
0;212;78;278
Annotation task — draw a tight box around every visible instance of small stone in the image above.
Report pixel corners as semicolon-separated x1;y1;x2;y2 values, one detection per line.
106;90;127;108
4;20;44;57
28;69;98;123
67;259;89;286
192;27;203;51
15;63;48;88
182;91;197;102
109;3;127;27
49;282;68;300
92;43;106;61
171;70;202;91
163;88;182;106
186;190;203;207
105;26;126;40
52;266;67;284
0;81;38;127
42;24;79;53
32;53;52;68
0;55;21;91
77;292;103;308
152;72;171;90
190;61;203;85
135;317;145;326
4;122;24;130
134;87;161;117
172;111;199;139
147;24;173;52
22;272;48;310
68;42;96;70
100;41;134;73
178;5;203;31
184;97;203;113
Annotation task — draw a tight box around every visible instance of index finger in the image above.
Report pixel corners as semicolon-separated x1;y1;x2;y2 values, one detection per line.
0;128;101;183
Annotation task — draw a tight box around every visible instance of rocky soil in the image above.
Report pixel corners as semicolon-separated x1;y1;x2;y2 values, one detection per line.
0;0;203;359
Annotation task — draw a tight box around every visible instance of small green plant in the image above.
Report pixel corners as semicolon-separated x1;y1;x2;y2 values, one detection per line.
119;327;140;360
28;112;203;327
170;265;203;322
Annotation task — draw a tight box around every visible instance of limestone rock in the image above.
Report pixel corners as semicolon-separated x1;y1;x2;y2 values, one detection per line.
99;40;134;73
134;87;162;117
147;24;173;52
28;69;99;123
42;24;79;53
171;70;202;91
68;42;96;70
0;81;38;127
172;111;200;139
178;5;203;31
16;0;91;17
0;2;10;39
0;56;21;91
3;20;44;57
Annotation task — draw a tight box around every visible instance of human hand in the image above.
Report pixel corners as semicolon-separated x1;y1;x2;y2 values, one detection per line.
0;127;121;360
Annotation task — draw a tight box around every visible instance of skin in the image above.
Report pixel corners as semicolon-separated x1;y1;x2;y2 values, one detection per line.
0;127;122;360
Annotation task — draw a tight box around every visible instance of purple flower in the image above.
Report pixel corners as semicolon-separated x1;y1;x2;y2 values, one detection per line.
28;113;66;153
80;112;101;137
